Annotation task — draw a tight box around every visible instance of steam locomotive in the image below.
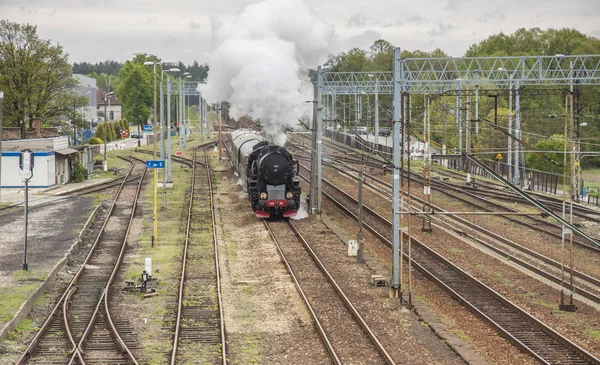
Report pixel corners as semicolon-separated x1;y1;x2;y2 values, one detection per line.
229;129;301;218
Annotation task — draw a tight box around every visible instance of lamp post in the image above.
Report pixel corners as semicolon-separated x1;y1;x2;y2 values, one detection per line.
166;68;180;183
362;91;371;149
82;91;92;141
0;91;3;204
144;61;161;158
367;74;379;147
185;75;191;143
103;91;114;172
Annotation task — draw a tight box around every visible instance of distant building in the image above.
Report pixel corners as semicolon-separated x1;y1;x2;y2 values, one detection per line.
97;88;122;123
73;74;99;127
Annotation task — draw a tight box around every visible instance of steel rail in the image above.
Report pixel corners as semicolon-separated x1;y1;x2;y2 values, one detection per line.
69;289;106;365
171;144;227;364
63;287;82;360
16;158;136;364
102;164;146;365
286;220;397;365
465;154;600;247
310;138;600;253
206;145;228;365
170;147;198;364
319;164;600;304
262;221;342;365
70;160;146;364
298;169;600;364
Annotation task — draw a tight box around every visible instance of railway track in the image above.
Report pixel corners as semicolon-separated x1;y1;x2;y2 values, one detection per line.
297;165;600;364
310;135;600;226
17;157;145;365
170;146;226;364
431;166;600;224
313;163;600;308
264;219;395;365
289;136;600;253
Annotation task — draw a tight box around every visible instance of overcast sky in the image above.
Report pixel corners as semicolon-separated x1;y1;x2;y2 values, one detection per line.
1;0;599;66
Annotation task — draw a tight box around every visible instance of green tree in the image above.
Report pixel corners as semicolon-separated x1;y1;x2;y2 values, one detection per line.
0;20;86;138
526;135;565;173
116;58;152;127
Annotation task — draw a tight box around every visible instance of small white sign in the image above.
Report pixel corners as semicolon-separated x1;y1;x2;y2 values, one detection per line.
348;240;358;256
145;257;152;276
424;186;431;195
466;173;471;183
563;228;572;236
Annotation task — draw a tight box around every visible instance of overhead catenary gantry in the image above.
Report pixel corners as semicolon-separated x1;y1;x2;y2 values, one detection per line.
313;49;600;301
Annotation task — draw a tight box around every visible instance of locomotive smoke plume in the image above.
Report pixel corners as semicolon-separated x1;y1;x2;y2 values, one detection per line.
199;0;334;146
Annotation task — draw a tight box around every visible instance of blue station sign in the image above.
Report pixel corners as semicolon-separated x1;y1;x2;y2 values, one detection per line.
143;125;153;132
145;160;165;169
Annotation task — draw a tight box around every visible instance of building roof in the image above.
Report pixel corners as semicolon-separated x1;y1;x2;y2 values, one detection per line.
97;88;122;106
73;74;97;88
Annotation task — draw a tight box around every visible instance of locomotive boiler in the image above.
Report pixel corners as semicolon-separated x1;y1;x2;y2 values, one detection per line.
229;129;301;218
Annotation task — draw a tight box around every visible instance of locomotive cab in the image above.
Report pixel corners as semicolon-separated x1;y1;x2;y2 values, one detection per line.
247;144;301;218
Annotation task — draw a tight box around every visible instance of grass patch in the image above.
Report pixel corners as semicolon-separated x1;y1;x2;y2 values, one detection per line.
475;264;487;271
532;300;556;309
448;247;463;255
453;329;468;341
585;329;600;341
0;281;43;324
491;271;513;287
520;292;539;298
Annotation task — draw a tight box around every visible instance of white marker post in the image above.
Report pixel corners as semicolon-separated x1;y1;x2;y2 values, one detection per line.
20;149;34;271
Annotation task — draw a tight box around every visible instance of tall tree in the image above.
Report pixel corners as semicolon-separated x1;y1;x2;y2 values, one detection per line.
116;59;152;127
0;20;85;138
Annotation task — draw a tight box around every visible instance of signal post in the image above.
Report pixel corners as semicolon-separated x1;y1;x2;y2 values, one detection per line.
146;159;165;246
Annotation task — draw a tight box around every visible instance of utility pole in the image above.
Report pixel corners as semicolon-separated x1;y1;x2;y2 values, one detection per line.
356;164;365;264
160;73;166;208
0;91;3;204
391;47;401;299
153;64;158;158
179;79;184;153
316;66;323;216
167;76;173;183
199;96;204;141
309;84;318;215
218;103;222;160
422;95;432;232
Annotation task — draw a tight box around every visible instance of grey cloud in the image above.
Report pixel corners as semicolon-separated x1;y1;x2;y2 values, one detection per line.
346;13;367;28
382;19;403;28
381;14;426;28
477;9;507;23
19;6;39;14
187;20;201;32
428;21;457;36
343;29;381;50
443;0;463;11
406;14;427;24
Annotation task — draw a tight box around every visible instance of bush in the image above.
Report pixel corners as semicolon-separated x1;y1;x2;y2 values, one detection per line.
72;162;88;182
88;137;103;144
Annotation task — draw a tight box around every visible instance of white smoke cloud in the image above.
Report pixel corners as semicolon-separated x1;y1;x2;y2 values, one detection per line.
199;0;334;146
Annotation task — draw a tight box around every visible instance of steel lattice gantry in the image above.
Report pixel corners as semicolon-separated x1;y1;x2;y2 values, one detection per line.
321;54;600;94
313;50;600;296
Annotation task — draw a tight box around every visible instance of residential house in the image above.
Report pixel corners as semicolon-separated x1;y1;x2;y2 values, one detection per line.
97;88;122;123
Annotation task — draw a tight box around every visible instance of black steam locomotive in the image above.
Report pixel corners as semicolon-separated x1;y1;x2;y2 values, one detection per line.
229;129;301;218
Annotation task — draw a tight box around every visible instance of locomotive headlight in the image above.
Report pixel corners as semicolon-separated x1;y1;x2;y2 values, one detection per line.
260;192;268;200
286;192;294;199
